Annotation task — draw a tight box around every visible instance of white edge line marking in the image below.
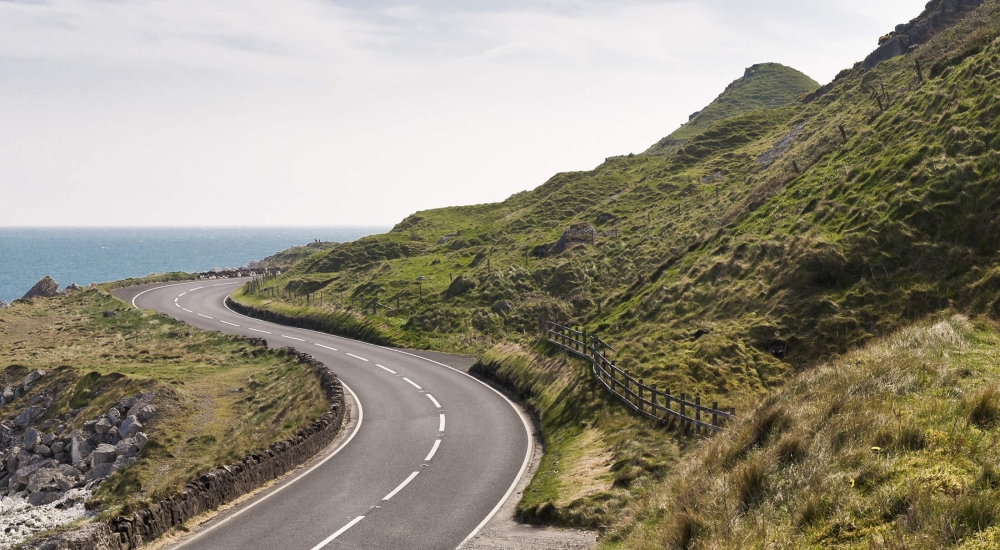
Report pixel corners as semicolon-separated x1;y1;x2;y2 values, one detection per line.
174;302;180;307
198;314;213;319
346;353;369;362
376;364;397;374
174;298;179;303
220;320;239;327
182;308;193;313
439;413;446;432
179;292;186;297
172;382;364;550
189;287;203;291
403;377;422;390
220;291;535;546
424;439;441;462
427;394;441;408
248;328;271;334
308;516;366;550
382;471;420;501
315;343;338;351
282;335;306;342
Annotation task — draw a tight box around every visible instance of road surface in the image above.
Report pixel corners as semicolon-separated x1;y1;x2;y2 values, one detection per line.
114;280;532;550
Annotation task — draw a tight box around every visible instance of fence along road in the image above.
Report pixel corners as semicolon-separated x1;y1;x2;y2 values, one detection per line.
541;320;735;433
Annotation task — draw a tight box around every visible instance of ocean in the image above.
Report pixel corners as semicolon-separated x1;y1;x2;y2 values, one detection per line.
0;227;388;303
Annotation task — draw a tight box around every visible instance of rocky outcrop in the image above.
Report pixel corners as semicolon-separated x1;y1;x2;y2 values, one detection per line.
21;277;59;300
0;300;9;309
864;0;984;69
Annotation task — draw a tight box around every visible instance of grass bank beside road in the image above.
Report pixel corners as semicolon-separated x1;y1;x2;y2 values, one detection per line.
0;287;328;517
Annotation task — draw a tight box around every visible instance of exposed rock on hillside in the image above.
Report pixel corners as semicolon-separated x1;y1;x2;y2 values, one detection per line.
0;301;9;310
21;277;59;300
865;0;984;68
0;384;155;547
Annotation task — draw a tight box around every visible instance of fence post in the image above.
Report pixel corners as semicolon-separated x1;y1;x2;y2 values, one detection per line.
652;384;658;419
638;380;644;413
680;393;686;423
712;401;719;429
695;396;702;435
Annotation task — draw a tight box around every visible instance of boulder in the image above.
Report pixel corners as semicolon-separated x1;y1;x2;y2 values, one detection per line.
82;420;98;433
115;438;138;457
26;467;73;493
137;405;156;422
35;445;52;457
23;428;41;451
0;300;9;309
106;407;122;426
0;385;14;406
84;462;113;483
41;432;55;446
94;417;112;435
51;441;65;456
21;276;59;300
134;432;149;449
15;459;53;485
65;283;83;291
70;435;92;467
118;396;138;410
127;391;155;419
6;446;20;473
21;369;44;391
119;416;143;438
16;406;44;429
90;444;117;466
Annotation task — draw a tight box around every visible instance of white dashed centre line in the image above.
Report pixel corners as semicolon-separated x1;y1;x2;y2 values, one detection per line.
425;439;441;462
426;394;441;408
403;378;422;390
220;320;239;327
315;344;338;351
189;287;203;291
346;353;369;362
382;472;420;501
439;414;446;432
248;328;271;334
182;308;193;313
198;314;213;319
376;364;397;374
281;335;305;342
308;516;365;550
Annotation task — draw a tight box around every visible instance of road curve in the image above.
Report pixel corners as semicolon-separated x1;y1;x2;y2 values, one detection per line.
114;280;532;550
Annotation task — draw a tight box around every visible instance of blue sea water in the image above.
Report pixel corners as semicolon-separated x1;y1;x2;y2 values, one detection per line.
0;227;389;303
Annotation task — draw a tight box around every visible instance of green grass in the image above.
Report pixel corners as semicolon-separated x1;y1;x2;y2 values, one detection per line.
0;288;328;516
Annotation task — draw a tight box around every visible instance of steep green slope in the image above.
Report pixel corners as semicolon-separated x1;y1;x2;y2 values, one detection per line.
237;0;1000;401
647;62;819;152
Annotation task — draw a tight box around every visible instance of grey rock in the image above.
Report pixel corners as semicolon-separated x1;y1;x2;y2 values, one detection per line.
84;462;112;483
0;300;9;309
21;276;59;300
137;405;156;422
35;445;51;457
127;391;155;419
93;418;112;435
0;385;13;406
82;420;98;433
21;370;44;391
90;444;116;466
119;416;142;438
15;459;52;484
41;432;55;447
106;407;121;426
23;428;41;451
7;446;21;473
118;396;138;410
70;435;91;467
134;432;149;449
115;438;138;457
65;283;83;291
15;406;44;429
27;467;73;493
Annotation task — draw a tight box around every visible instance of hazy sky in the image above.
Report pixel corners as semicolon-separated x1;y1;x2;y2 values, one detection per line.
1;0;927;227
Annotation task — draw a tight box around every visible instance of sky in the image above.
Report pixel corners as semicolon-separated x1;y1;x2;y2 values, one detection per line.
0;0;928;227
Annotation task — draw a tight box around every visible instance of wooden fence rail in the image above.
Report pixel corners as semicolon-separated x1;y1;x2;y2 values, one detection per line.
540;319;735;433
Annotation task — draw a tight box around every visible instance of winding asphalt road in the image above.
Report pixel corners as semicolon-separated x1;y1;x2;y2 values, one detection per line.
114;280;532;550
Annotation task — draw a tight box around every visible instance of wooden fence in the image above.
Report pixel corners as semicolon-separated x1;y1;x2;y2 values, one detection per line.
540;320;735;433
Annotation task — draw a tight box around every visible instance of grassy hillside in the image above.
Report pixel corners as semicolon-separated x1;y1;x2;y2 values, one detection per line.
230;0;1000;541
606;315;1000;549
0;288;327;517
